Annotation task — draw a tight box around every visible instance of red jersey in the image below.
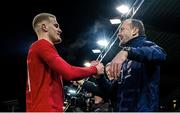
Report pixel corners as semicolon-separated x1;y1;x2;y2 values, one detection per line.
26;39;97;112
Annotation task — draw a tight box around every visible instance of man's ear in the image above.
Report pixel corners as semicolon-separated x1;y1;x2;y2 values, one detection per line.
41;24;48;32
132;27;139;36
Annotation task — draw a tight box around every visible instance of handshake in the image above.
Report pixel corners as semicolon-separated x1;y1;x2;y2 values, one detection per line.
90;61;113;79
92;50;128;80
90;58;125;80
89;61;104;75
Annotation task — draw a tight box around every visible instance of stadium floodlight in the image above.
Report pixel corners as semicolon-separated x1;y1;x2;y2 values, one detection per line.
92;49;101;53
116;5;130;14
110;19;121;24
97;40;108;47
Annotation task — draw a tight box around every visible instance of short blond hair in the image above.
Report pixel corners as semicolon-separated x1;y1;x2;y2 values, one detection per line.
32;13;56;31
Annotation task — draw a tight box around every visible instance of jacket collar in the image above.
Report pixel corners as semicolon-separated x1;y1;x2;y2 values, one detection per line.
123;36;146;47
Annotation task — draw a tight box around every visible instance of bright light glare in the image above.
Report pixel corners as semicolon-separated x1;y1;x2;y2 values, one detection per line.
173;100;177;103
84;62;91;67
116;5;130;14
110;19;121;24
97;40;108;47
68;89;76;94
92;49;101;53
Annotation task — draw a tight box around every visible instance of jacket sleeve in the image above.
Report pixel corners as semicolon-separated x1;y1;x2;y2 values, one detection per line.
35;41;97;81
127;41;167;63
96;75;114;95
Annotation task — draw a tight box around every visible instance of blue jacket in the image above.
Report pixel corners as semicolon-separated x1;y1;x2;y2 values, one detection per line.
97;36;167;111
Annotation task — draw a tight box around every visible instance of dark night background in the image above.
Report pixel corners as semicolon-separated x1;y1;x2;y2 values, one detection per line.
0;0;180;111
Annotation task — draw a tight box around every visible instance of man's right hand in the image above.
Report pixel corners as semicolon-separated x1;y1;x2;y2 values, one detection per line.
95;62;104;75
109;50;128;80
